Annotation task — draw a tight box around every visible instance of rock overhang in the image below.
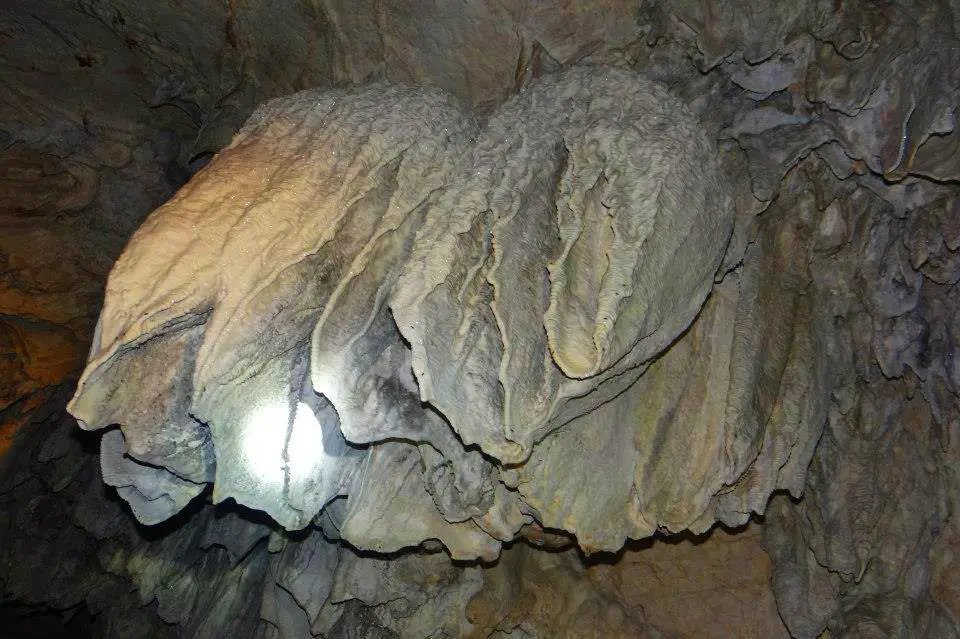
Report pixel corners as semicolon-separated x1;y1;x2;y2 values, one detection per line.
67;65;822;560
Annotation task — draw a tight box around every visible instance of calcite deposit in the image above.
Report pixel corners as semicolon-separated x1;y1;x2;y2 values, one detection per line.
69;65;809;562
2;1;959;638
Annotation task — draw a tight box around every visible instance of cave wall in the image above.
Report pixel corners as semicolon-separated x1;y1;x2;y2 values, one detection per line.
0;0;332;455
1;1;958;638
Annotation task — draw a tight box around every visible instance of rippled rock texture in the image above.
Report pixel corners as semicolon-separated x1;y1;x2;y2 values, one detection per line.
3;1;960;638
70;65;807;560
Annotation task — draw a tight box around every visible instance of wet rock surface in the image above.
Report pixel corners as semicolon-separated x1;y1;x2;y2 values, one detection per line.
1;1;959;638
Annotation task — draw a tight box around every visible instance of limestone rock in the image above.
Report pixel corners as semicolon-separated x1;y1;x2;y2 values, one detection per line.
2;1;960;637
63;67;805;566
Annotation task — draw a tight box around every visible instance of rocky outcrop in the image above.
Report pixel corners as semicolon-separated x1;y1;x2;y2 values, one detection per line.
70;65;807;561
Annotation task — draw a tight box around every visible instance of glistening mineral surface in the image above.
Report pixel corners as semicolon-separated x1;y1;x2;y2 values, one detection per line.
68;66;823;560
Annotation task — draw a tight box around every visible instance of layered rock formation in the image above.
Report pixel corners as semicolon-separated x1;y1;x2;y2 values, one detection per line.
1;1;959;638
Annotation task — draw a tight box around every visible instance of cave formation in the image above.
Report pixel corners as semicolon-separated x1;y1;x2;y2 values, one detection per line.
1;2;959;638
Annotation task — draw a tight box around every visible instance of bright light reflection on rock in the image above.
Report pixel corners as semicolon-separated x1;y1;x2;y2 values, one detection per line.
242;400;288;487
288;401;325;482
242;400;326;487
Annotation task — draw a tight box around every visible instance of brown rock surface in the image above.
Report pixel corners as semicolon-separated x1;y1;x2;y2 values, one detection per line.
590;525;789;639
932;519;960;626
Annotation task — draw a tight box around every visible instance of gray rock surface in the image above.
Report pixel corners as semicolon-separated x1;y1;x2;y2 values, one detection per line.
66;66;772;562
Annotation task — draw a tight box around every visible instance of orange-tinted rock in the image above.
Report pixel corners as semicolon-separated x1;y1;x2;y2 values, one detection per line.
0;149;98;214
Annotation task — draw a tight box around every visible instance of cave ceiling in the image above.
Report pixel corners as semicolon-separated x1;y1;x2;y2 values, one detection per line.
1;1;959;638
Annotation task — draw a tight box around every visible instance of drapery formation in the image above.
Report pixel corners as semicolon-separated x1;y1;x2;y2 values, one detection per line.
67;66;823;560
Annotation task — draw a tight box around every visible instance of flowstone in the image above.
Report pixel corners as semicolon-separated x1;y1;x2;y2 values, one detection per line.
68;65;822;560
